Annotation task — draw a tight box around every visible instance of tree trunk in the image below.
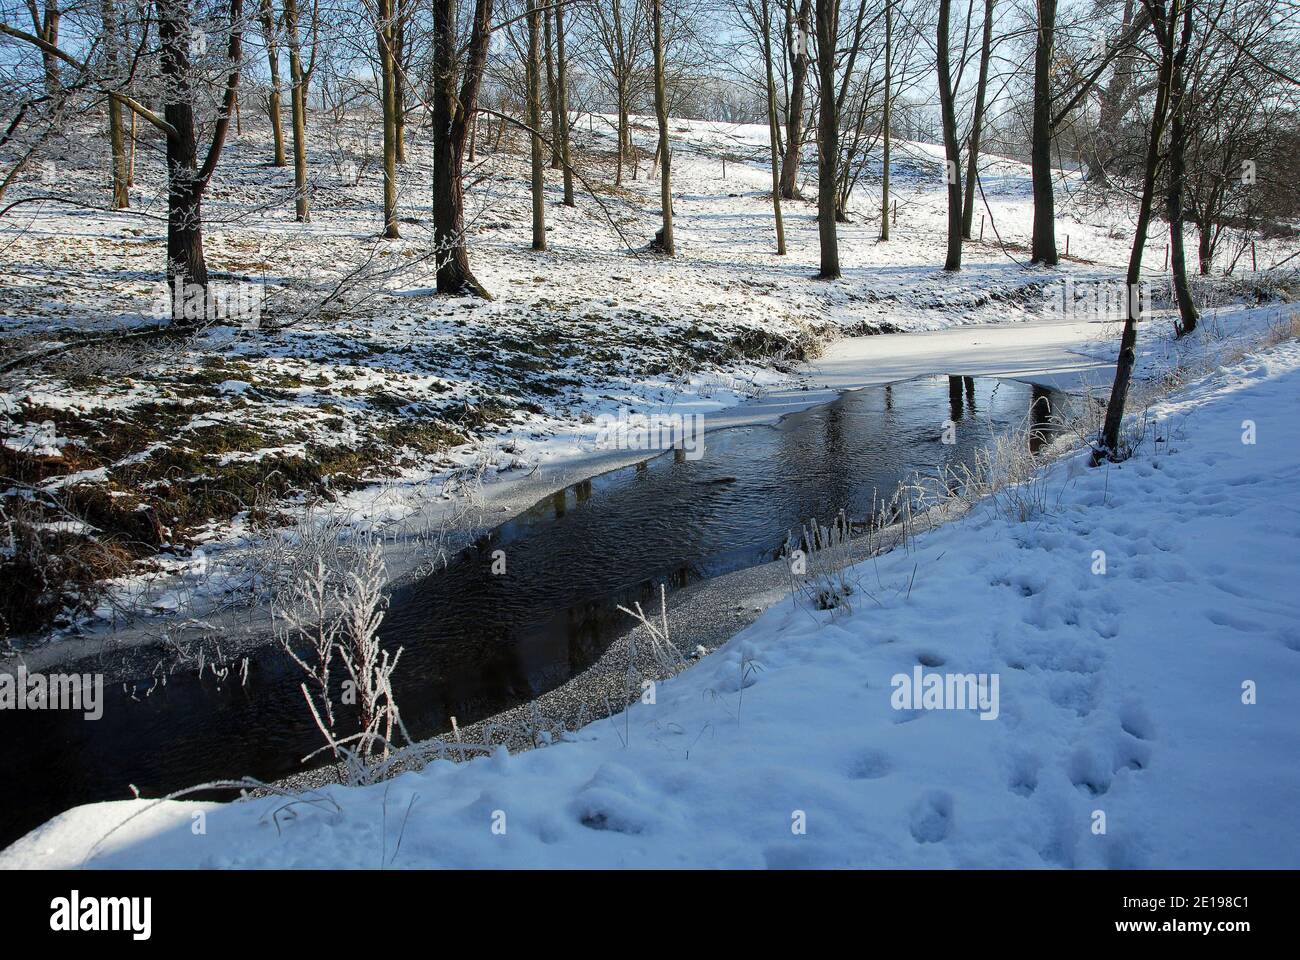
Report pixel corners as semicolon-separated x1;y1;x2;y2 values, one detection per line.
39;4;61;96
937;0;962;271
613;0;628;186
155;0;243;319
158;0;208;297
527;0;547;251
962;0;994;239
652;0;674;255
1197;218;1212;275
543;5;561;169
377;0;400;238
616;83;628;185
107;99;129;210
258;0;287;167
779;0;812;200
1099;0;1177;459
1088;0;1141;184
284;0;309;221
880;0;891;241
814;0;839;278
1167;0;1197;336
394;0;406;164
1030;0;1058;264
761;0;785;254
431;0;494;296
555;1;574;206
167;163;207;298
102;0;129;209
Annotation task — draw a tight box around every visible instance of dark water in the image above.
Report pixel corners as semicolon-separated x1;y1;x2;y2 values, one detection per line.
0;375;1062;846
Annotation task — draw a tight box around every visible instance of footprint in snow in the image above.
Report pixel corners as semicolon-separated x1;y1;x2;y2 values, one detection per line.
1112;735;1152;773
1007;754;1040;797
1205;609;1267;633
1119;701;1156;741
908;790;954;844
1068;746;1113;797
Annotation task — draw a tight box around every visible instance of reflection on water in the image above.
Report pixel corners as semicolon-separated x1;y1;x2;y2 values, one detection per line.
0;375;1068;846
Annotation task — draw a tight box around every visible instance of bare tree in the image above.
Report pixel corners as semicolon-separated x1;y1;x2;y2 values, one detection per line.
759;0;786;252
880;0;892;240
780;0;812;199
652;0;674;254
101;0;129;209
814;0;839;277
281;0;315;222
1180;0;1298;275
961;0;994;239
257;0;287;167
430;0;494;295
527;0;546;250
1166;0;1197;334
157;0;246;298
584;0;650;185
937;0;962;270
554;0;574;205
543;0;561;168
1032;0;1155;263
1099;0;1179;460
393;0;408;163
1030;0;1058;263
26;0;62;95
376;0;401;237
1086;0;1148;183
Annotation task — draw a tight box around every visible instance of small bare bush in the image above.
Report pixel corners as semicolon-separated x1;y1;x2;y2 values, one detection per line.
40;341;162;383
275;538;408;781
617;583;686;678
786;510;858;611
609;583;687;746
0;489;130;642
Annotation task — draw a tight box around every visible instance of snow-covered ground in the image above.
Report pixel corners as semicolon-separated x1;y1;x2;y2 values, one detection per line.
6;329;1298;869
4;106;1299;868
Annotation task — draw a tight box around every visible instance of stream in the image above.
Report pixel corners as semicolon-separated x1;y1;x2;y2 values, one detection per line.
0;374;1066;847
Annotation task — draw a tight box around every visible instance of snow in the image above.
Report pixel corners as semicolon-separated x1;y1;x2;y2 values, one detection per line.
6;336;1299;869
3;106;1299;867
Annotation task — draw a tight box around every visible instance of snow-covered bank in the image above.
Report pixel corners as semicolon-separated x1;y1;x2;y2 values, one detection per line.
7;335;1299;869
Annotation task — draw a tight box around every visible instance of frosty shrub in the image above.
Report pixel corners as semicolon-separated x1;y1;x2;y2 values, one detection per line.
787;510;858;612
611;583;687;746
928;409;1071;524
275;538;408;781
